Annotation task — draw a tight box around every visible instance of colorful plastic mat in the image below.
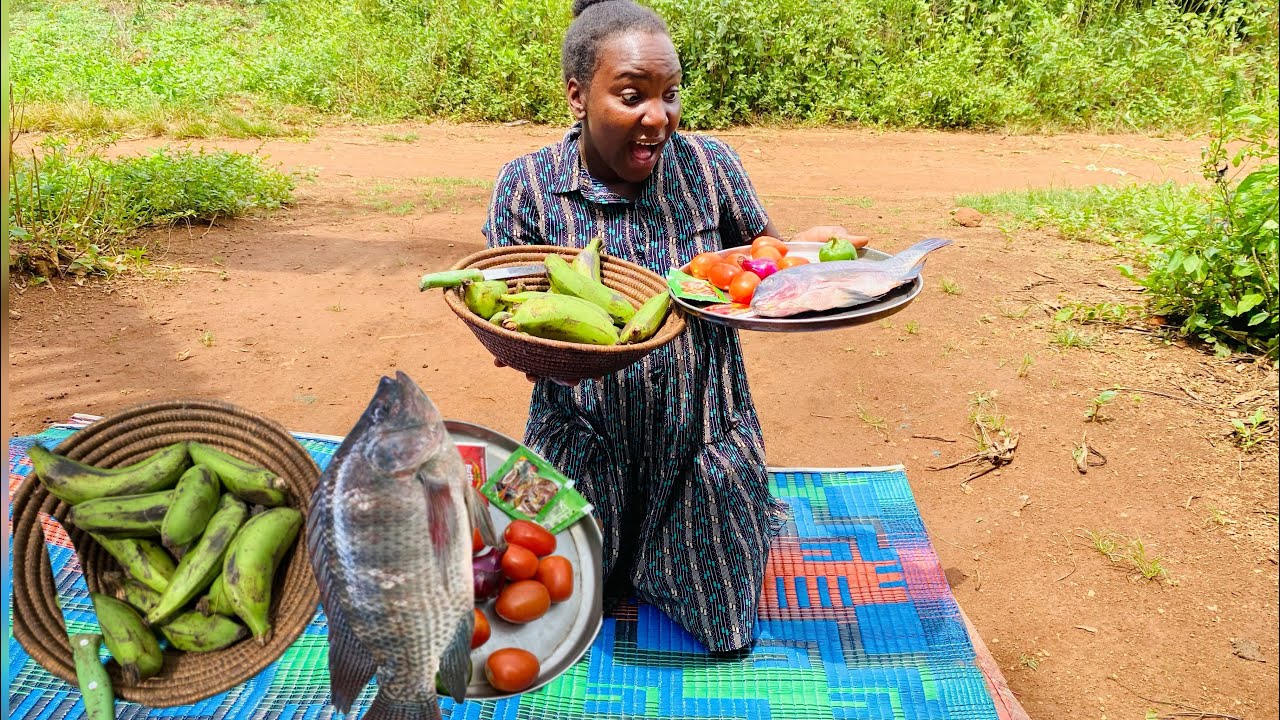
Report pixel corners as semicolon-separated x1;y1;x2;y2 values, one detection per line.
8;422;1010;720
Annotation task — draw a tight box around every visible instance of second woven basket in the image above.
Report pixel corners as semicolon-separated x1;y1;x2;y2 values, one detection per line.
10;400;320;707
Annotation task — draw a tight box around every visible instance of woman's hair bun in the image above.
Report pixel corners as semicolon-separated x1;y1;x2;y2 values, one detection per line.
572;0;623;18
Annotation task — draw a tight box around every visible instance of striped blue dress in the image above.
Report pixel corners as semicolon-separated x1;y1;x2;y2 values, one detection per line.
483;124;788;652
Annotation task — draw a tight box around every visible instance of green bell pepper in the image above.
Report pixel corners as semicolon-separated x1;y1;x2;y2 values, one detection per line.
818;237;858;262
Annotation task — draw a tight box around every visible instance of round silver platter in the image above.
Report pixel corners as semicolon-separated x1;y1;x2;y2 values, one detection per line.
444;420;604;701
669;241;925;332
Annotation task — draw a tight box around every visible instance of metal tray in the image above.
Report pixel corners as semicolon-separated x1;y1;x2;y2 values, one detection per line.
670;241;924;333
445;420;604;701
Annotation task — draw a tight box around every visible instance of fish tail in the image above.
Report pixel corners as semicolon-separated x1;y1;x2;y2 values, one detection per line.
890;237;953;271
366;691;442;720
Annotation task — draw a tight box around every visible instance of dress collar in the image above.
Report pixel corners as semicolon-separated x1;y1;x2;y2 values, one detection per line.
550;123;666;206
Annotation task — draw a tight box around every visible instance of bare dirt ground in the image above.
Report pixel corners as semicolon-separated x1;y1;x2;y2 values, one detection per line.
8;124;1279;719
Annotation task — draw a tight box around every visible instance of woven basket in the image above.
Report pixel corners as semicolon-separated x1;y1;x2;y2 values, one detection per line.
442;245;687;379
11;399;321;708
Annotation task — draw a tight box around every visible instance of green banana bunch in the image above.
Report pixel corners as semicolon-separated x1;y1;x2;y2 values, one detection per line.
196;574;237;617
501;294;620;346
545;254;636;325
92;535;176;594
618;291;672;344
90;593;163;685
70;633;115;720
29;442;189;506
222;507;303;645
463;280;509;320
572;236;604;283
147;494;248;626
159;611;249;653
188;443;288;507
419;268;484;290
161;465;221;554
68;490;175;537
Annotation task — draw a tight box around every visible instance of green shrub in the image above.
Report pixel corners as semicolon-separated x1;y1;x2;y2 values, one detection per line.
8;140;295;278
9;0;1279;133
1122;103;1279;357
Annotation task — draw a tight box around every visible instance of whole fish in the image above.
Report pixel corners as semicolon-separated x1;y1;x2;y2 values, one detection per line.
308;371;497;720
750;238;952;317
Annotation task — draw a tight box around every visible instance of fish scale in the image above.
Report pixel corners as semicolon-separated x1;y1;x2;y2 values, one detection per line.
309;371;482;720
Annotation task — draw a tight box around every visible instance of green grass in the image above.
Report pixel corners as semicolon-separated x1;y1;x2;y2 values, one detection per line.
8;138;295;278
9;0;1279;135
1079;529;1174;584
955;183;1206;245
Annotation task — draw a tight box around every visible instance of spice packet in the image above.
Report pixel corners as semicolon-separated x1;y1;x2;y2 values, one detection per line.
455;443;487;491
481;447;594;535
666;269;728;303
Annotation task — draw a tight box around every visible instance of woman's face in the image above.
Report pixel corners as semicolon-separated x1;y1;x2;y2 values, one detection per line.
568;32;682;188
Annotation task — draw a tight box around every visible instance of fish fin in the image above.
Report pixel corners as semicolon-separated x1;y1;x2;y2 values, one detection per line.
366;691;442;720
466;485;501;550
439;614;474;703
309;487;377;714
424;483;460;552
325;596;378;714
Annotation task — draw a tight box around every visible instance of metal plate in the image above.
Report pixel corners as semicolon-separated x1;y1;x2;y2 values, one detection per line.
445;420;604;701
669;242;924;333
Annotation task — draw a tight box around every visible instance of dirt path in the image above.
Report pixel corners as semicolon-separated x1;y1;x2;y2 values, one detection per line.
8;124;1278;718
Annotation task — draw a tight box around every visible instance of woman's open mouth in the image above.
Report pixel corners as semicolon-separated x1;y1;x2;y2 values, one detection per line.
628;139;663;168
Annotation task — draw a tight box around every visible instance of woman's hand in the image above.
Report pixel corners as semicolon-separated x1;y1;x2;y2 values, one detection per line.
493;359;583;387
789;226;870;247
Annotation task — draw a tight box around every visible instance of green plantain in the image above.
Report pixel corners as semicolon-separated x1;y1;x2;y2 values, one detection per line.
68;491;175;537
618;290;672;343
29;442;189;506
501;294;620;346
544;253;636;325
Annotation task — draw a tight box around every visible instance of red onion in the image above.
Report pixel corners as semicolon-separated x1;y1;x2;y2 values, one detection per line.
473;547;505;603
742;258;778;280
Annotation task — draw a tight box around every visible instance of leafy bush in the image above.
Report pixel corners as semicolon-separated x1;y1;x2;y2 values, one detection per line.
1121;103;1279;357
9;0;1278;132
8;140;295;279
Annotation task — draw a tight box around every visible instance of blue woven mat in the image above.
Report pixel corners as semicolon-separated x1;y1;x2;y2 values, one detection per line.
7;424;1000;720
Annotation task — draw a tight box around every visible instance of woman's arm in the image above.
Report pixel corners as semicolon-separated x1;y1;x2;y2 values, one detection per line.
762;220;870;248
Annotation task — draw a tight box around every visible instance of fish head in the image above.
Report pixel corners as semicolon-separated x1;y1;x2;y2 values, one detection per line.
359;371;454;484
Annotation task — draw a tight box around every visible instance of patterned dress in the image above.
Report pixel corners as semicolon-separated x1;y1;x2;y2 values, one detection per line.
483;124;788;652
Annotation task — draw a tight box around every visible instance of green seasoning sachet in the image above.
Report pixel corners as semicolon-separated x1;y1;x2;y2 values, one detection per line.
481;447;594;535
667;269;728;303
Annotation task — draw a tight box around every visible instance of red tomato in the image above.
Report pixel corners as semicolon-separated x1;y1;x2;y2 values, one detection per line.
728;271;762;305
471;608;491;649
503;520;556;557
777;256;810;270
724;252;751;269
707;262;743;291
535;555;574;603
472;528;484;554
751;236;788;256
495;580;551;624
688;252;721;279
501;543;539;581
485;648;540;693
750;245;783;262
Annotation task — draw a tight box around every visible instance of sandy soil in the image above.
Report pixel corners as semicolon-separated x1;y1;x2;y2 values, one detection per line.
8;123;1278;719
